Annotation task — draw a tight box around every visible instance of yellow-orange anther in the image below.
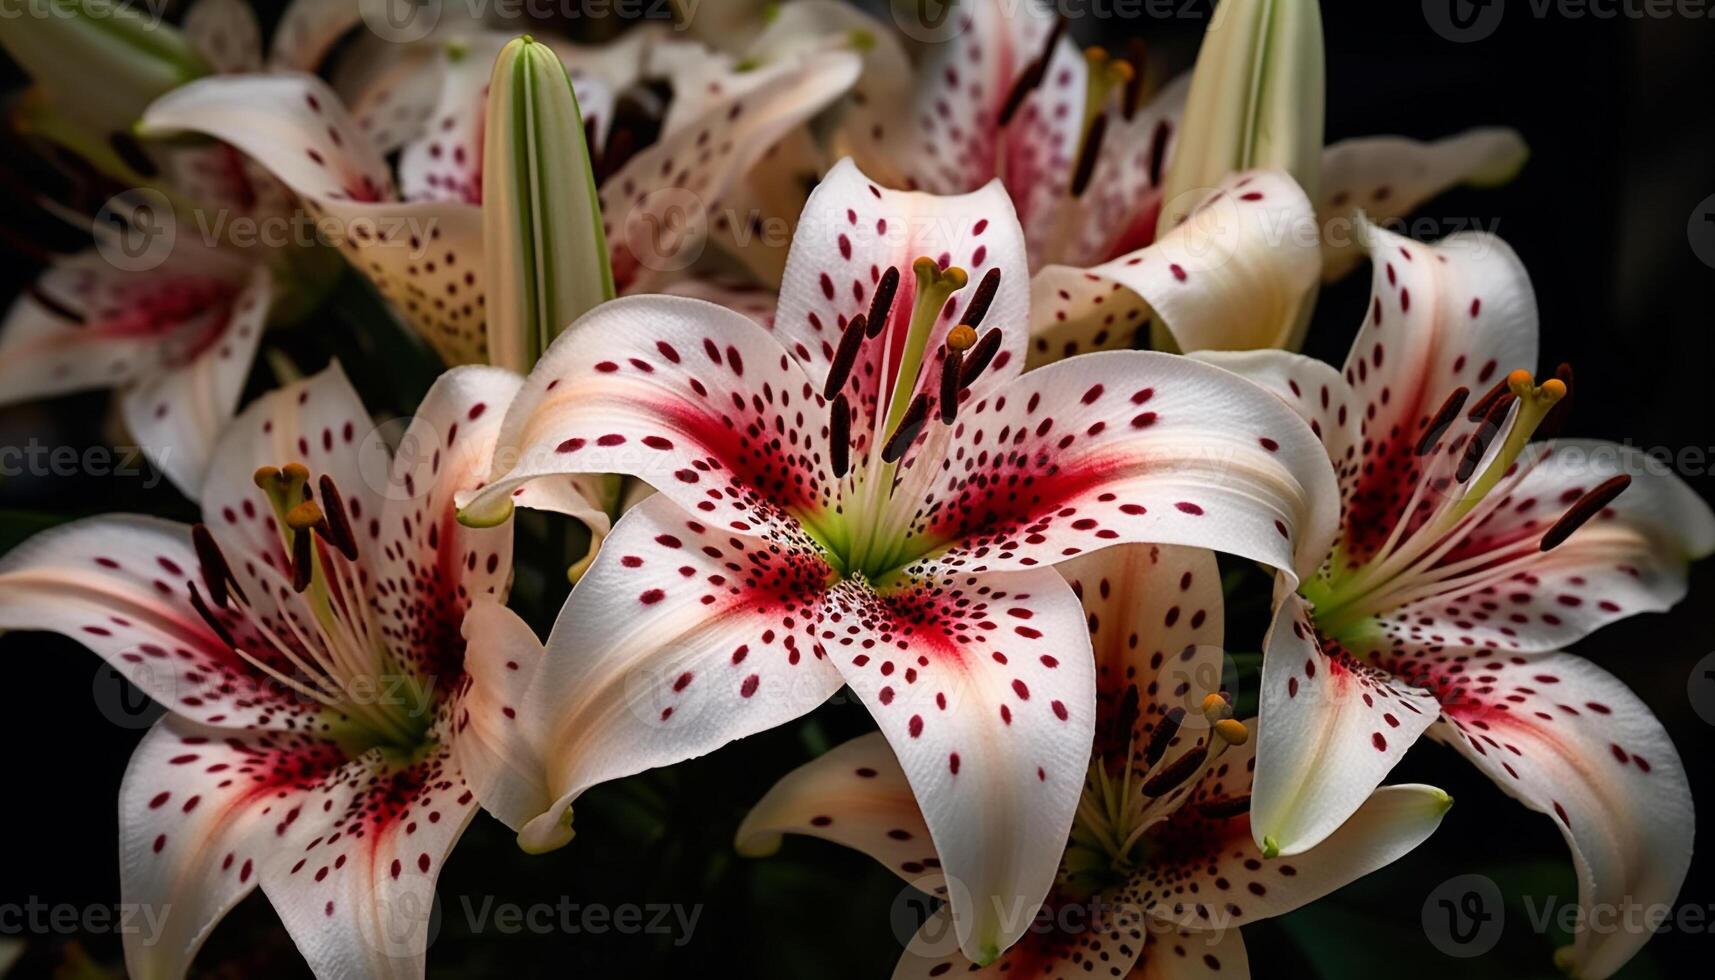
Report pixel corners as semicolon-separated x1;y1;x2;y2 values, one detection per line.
285;501;325;531
1213;718;1249;746
1506;369;1535;395
1200;692;1232;721
1539;378;1567;401
946;324;978;351
253;465;281;489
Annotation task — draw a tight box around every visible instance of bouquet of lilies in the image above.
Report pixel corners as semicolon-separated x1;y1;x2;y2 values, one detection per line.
0;1;1706;978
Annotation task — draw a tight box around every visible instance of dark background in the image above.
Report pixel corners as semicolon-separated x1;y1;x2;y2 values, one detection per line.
1;1;1712;976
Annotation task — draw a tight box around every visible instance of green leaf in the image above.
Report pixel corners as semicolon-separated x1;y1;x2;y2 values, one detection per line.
481;35;614;374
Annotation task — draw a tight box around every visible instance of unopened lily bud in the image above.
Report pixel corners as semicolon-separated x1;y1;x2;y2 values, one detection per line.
1156;0;1324;233
482;35;614;375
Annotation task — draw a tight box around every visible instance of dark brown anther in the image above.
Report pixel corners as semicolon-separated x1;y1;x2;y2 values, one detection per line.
1142;706;1184;767
1070;113;1109;198
1415;386;1471;456
997;17;1067;126
1141;742;1209;796
1466;377;1512;422
290;524;315;593
880;393;930;463
961;268;1002;332
866;267;900;338
26;285;84;324
829;394;851;479
191;524;233;609
939;349;964;424
188;582;237;649
108;132;159;178
1121;38;1148;119
959;329;1003;389
1147;119;1171;187
317;475;360;562
1196;795;1252;819
824;315;868;400
1538;363;1574;438
1540;475;1631;552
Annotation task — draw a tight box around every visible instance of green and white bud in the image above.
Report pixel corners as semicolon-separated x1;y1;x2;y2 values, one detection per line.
482;35;614;375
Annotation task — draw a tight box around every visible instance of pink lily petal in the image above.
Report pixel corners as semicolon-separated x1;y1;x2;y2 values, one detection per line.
1132;722;1451;930
484;493;844;852
839;0;1059;194
0;515;322;729
735;731;942;891
117;715;348;979
1251;593;1440;856
1066;74;1190;269
1369;438;1715;654
398;35;501;205
141;75;489;364
1028;171;1320;366
267;0;365;73
601;49;862;292
1321;129;1529;280
772;158;1031;471
120;264;272;496
1427;650;1689;979
824;560;1095;961
1129;922;1249;980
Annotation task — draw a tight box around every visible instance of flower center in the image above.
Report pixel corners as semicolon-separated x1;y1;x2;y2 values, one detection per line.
1307;366;1628;637
1063;691;1250;896
189;463;433;755
820;258;1007;579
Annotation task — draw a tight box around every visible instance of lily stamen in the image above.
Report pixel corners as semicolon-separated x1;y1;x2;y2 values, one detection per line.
1540;475;1632;552
866;266;899;338
1414;386;1470;457
824;312;868;399
880;392;930;464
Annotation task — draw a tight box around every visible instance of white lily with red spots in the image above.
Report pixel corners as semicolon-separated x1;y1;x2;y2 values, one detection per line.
137;26;862;365
0;362;535;980
1200;220;1715;978
452;156;1338;962
736;543;1453;978
789;0;1525;358
0;235;273;496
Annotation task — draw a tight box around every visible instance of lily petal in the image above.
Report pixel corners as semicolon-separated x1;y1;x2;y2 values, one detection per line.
117;716;344;980
735;731;941;890
1320;129;1529;281
0;515;313;729
267;0;364;73
458;295;834;533
120;264;272;497
183;0;262;74
1370;439;1715;654
141;74;489;364
486;492;843;852
601;49;861;292
1131;922;1249;980
1427;650;1690;979
1029;170;1320;366
1250;592;1441;857
824;561;1095;963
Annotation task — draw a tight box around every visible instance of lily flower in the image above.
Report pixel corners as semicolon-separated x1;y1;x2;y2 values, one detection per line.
736;543;1453;977
453;157;1339;963
1202;220;1713;978
0;234;274;496
0;362;534;980
137;28;863;365
791;0;1525;355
